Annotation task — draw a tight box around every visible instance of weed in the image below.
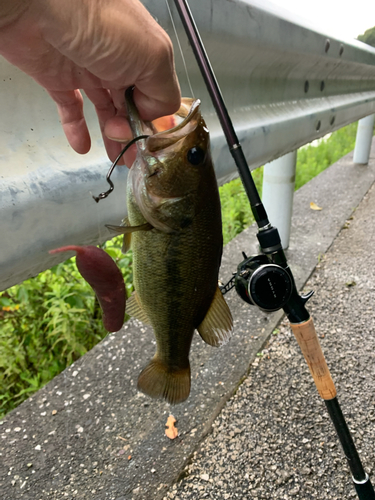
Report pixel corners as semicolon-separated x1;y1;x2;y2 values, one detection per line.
0;236;132;418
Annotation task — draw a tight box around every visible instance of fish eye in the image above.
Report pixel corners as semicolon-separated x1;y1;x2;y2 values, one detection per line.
187;147;205;166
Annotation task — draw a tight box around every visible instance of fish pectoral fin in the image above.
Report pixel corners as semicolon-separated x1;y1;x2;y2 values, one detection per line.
120;217;132;253
122;233;131;254
105;222;153;253
197;286;233;347
106;221;153;253
137;356;191;404
126;291;151;325
105;222;153;234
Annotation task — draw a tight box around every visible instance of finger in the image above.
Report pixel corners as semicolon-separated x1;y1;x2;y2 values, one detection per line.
103;88;135;166
109;88;127;112
104;115;135;167
132;33;181;121
84;88;116;131
104;115;132;142
47;89;91;154
84;87;125;163
133;82;181;122
99;52;181;122
109;141;137;168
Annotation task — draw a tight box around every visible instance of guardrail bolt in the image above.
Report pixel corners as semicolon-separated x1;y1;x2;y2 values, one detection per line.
339;44;344;56
304;80;309;93
325;39;330;53
320;81;325;91
316;120;321;131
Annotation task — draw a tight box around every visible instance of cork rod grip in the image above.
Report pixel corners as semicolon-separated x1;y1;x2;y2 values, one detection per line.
290;317;337;400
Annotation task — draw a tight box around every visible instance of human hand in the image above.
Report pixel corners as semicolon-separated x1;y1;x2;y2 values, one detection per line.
0;0;181;165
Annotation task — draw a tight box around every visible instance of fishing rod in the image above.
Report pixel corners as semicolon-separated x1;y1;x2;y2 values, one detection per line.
173;0;375;498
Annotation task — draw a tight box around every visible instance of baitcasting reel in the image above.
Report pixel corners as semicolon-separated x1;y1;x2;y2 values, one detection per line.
219;228;313;319
234;253;293;312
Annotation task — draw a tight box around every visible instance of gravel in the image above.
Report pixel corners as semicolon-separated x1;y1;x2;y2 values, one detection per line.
162;185;375;500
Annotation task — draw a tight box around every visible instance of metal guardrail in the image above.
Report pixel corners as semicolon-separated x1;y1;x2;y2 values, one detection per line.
1;0;375;290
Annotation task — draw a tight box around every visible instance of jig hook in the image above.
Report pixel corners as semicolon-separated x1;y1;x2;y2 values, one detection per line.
93;134;150;203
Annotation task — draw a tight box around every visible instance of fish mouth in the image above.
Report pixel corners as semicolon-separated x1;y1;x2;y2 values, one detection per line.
125;87;201;153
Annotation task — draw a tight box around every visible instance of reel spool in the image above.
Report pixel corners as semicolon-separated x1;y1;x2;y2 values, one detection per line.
235;254;293;312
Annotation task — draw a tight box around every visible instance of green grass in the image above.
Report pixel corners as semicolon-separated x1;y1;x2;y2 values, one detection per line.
0;121;362;417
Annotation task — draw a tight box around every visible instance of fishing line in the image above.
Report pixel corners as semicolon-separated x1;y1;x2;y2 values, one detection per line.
165;0;195;97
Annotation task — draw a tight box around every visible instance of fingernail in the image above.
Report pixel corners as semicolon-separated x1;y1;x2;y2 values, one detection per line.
106;136;130;143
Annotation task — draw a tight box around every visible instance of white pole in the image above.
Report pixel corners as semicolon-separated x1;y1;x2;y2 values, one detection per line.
262;151;297;249
353;114;375;164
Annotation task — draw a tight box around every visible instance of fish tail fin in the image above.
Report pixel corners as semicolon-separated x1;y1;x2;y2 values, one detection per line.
137;357;190;405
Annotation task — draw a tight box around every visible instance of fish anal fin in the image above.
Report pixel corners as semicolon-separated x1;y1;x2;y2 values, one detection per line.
137;357;190;405
197;286;233;347
127;291;151;325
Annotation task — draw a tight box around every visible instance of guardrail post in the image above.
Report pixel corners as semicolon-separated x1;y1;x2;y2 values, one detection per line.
262;151;297;249
353;114;375;164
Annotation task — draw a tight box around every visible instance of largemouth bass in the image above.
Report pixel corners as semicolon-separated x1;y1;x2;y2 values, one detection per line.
110;88;233;404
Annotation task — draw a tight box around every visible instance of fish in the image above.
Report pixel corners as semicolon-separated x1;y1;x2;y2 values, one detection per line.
108;87;233;404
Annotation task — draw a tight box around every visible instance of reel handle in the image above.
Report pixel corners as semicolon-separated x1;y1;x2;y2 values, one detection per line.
290;317;337;400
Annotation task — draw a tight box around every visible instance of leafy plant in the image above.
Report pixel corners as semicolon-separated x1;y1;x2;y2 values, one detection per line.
219;168;263;245
295;122;358;190
357;26;375;48
0;236;132;418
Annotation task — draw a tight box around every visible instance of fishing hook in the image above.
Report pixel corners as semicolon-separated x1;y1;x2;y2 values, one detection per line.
93;134;150;203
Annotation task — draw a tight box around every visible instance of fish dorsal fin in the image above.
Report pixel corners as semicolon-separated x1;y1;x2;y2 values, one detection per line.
197;286;233;347
127;291;151;325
